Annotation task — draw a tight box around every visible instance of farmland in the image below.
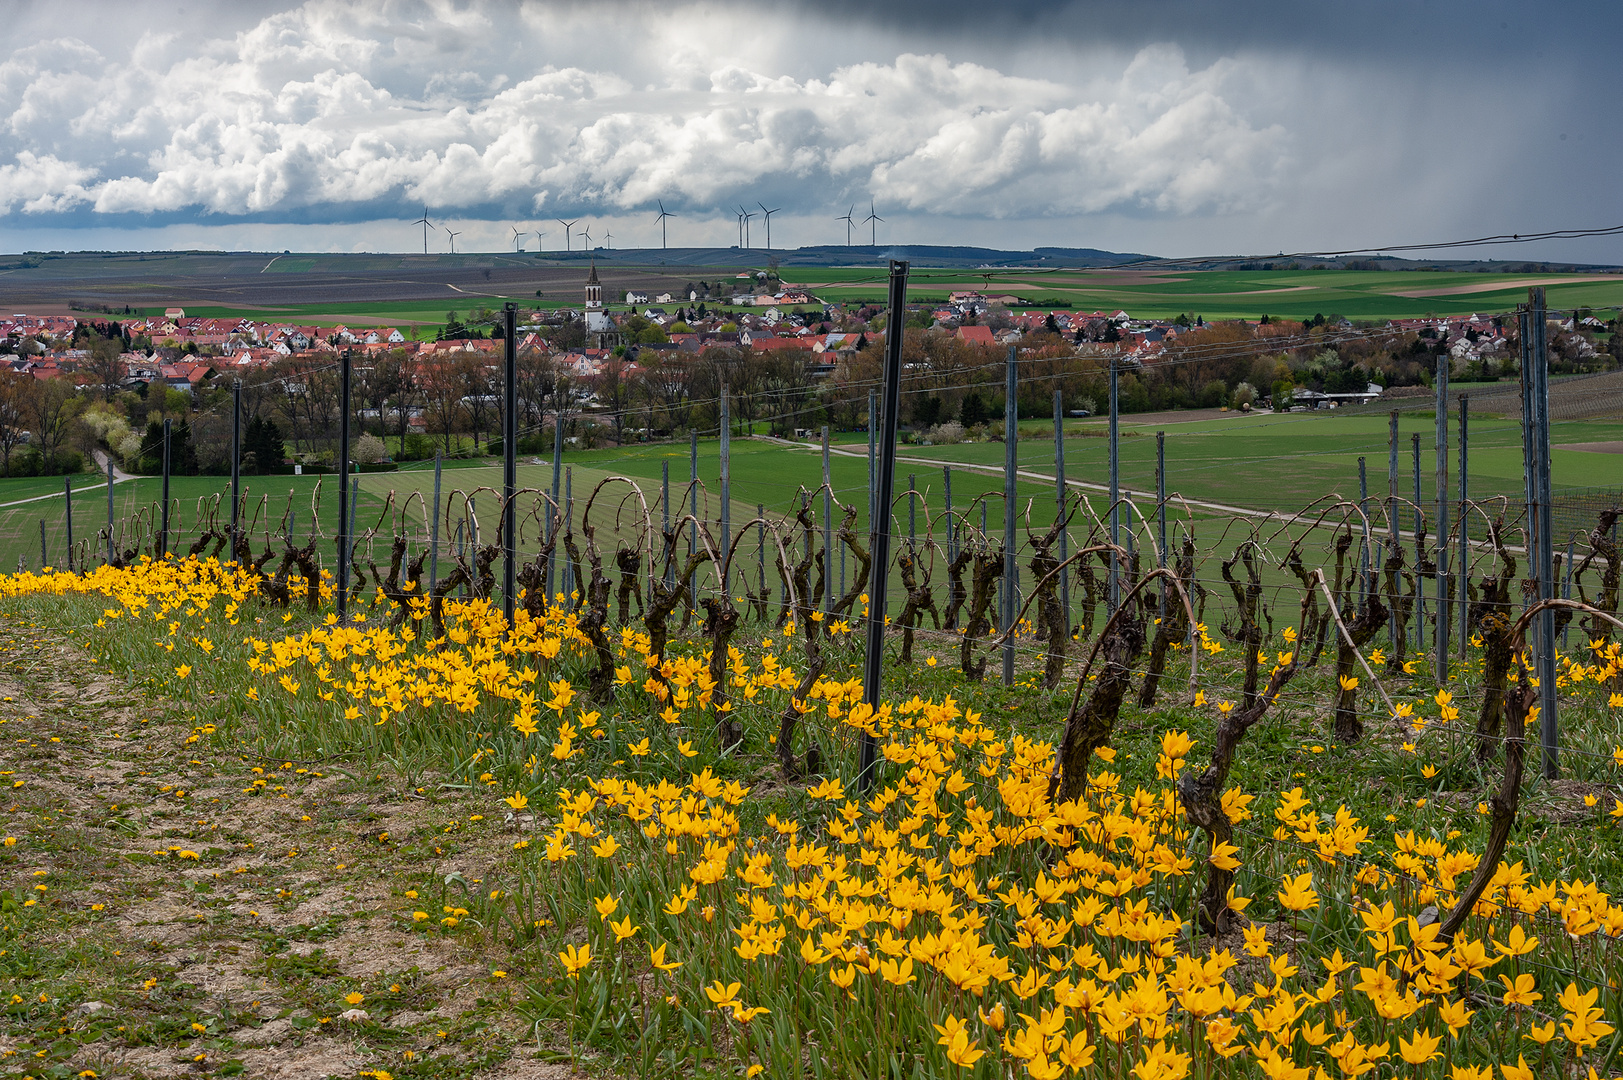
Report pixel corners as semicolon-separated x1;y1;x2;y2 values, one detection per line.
5;250;1623;326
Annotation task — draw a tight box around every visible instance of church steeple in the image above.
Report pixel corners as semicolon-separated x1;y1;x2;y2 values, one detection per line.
585;260;602;309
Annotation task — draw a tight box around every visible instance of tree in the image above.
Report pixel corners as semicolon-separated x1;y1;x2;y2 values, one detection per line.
242;414;286;474
0;372;30;475
28;377;81;473
89;337;126;401
418;354;467;452
593;357;632;444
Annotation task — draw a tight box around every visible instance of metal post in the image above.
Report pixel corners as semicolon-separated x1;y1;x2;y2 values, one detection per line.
1055;391;1070;632
39;517;47;568
1388;411;1400;647
860;259;908;791
1434;351;1449;677
63;476;73;574
429;451;442;594
757;504;766;611
867;389;877;535
1561;538;1575;648
230;379;241;559
1002;343;1017;686
908;474;916;542
943;466;955;564
106;458;114;565
1413;432;1423;650
1530;288;1558;778
337;349;351;621
1108;358;1120;611
719;380;730;589
549;382;563;599
689;430;698;601
1358;456;1369;600
1156;432;1166;629
1458;394;1469;656
662;459;673;586
160;418;171;559
822;426;833;613
502;302;517;628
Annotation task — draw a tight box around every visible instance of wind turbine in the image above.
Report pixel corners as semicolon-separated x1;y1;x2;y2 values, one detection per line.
511;225;526;252
836;205;855;246
444;227;462;254
557;218;579;252
863;199;882;247
534;229;547;250
580;224;593;250
604;230;613;250
654;200;673;249
739;205;755;249
412;208;433;254
758;203;780;250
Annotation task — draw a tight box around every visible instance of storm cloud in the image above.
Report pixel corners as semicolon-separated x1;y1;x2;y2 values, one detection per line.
0;0;1614;258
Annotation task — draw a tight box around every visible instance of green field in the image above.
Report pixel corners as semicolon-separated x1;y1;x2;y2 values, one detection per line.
4;411;1617;606
783;267;1623;321
91;267;1623;327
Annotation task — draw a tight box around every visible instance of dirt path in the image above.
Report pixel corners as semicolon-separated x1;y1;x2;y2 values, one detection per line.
0;621;596;1079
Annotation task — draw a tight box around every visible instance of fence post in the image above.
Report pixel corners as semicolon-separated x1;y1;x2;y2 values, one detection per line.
688;430;698;601
1561;537;1575;648
662;459;672;587
1387;411;1399;647
719;380;730;590
160;418;171;559
549;383;564;599
1433;352;1449;678
230;379;241;559
1002;344;1018;686
1156;431;1166;630
1529;287;1558;778
1108;357;1120;611
1412;432;1423;650
1358;456;1369;601
1055;391;1070;632
429;451;442;594
943;465;955;565
63;477;74;573
867;389;877;536
563;468;574;601
822;425;833;613
502;302;518;629
860;259;908;791
1458;394;1470;656
106;457;115;565
757;503;766;614
908;474;916;542
40;519;47;569
337;348;352;621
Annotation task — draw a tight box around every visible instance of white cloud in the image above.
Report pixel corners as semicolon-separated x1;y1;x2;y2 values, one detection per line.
0;1;1289;226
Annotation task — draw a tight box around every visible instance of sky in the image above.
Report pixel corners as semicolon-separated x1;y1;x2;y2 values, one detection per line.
0;0;1618;261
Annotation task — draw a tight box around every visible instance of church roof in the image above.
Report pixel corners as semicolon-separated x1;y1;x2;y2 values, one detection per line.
587;261;599;285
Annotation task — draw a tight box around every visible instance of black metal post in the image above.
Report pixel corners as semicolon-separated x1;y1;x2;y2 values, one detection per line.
1434;351;1449;677
429;451;442;594
230;379;241;559
63;476;74;573
160;418;171;558
860;259;908;790
337;348;351;620
503;303;518;628
1002;344;1017;686
1108;358;1120;610
1529;288;1558;777
1458;394;1469;656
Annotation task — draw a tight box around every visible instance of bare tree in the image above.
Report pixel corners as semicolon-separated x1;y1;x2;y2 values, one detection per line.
29;376;82;472
418;353;467;452
89;338;126;402
593;356;632;444
457;355;495;449
0;372;31;475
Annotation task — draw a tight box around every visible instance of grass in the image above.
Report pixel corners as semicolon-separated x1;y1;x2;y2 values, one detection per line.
0;541;1619;1078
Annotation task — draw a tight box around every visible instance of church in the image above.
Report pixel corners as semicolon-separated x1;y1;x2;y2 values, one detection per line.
583;262;623;350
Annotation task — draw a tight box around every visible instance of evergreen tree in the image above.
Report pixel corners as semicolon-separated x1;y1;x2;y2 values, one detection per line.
243;415;286;474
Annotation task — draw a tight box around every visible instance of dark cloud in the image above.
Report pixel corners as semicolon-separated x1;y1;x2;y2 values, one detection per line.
0;0;1615;259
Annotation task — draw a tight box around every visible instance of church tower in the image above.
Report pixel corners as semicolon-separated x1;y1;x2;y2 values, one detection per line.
585;261;608;332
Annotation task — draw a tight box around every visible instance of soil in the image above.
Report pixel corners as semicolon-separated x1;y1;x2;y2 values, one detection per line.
1557;441;1623;454
0;622;617;1079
